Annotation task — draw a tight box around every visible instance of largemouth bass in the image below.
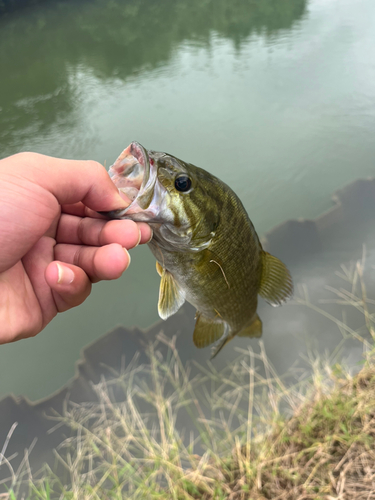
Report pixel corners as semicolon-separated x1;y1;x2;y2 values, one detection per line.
103;142;293;358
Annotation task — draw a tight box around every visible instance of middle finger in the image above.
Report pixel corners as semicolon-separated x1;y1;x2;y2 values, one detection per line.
57;214;143;249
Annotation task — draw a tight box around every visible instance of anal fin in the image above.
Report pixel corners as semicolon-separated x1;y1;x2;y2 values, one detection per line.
211;315;262;359
237;314;262;338
193;314;225;349
210;334;233;359
158;269;185;320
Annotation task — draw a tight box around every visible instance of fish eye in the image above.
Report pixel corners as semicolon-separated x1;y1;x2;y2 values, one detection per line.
174;175;192;192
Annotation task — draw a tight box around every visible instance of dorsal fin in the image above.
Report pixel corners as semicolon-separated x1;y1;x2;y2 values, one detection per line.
259;251;293;306
158;268;185;320
193;314;225;348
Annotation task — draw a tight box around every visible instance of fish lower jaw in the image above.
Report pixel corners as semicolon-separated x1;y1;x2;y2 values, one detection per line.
113;204;160;222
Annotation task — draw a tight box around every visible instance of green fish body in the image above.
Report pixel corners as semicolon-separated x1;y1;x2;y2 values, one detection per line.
104;142;293;357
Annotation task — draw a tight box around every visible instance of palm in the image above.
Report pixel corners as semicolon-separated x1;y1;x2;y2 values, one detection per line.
1;260;46;342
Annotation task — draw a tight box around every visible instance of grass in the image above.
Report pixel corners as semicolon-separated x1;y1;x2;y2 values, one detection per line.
1;252;375;499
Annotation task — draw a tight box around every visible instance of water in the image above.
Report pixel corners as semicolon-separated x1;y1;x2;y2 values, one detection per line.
1;0;375;401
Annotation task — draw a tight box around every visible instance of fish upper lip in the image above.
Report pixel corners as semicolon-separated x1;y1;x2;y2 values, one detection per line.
129;141;150;189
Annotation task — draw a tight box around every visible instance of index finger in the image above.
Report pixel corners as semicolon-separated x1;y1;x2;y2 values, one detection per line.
8;152;130;212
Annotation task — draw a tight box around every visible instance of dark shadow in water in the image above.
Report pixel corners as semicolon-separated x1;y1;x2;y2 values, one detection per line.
0;0;47;15
0;0;306;153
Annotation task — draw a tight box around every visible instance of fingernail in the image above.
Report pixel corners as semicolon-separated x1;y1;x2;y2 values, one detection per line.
122;247;132;271
147;227;153;243
56;263;75;285
117;190;132;206
123;248;131;270
138;222;153;244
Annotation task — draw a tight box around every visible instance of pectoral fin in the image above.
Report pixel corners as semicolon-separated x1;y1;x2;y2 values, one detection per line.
237;314;263;338
193;314;225;348
259;251;293;306
158;269;185;320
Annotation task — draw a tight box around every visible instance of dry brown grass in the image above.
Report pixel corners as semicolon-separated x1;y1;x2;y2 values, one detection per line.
1;252;375;499
216;364;375;500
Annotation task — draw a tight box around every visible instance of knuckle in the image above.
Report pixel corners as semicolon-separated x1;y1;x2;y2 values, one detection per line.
11;151;41;168
76;217;87;244
14;151;38;161
73;246;98;281
85;160;106;177
73;245;84;268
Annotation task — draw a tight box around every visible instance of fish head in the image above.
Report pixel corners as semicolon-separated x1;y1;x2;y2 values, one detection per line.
105;142;220;251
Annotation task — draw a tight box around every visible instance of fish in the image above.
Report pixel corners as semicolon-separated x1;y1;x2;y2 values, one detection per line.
102;142;293;358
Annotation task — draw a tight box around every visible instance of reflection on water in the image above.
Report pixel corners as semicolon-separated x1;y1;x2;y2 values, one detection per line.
0;0;306;153
1;0;375;403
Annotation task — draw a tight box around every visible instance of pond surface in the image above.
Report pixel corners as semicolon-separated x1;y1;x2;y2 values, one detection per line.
1;0;375;401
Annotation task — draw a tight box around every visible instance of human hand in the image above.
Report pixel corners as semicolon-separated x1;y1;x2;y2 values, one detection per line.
0;152;152;344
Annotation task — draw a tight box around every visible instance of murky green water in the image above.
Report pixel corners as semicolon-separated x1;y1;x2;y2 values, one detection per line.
1;0;375;401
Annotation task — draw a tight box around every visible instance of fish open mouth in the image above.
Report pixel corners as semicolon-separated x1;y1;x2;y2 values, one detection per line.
106;141;161;221
108;142;150;203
